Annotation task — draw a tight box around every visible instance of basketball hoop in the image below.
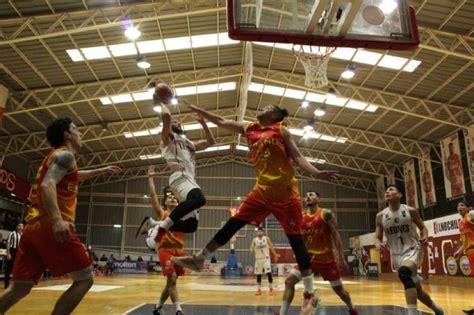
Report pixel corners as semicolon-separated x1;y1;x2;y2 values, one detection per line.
293;45;336;89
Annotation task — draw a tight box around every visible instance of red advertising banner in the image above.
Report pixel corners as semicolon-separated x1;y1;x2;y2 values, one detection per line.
0;167;31;201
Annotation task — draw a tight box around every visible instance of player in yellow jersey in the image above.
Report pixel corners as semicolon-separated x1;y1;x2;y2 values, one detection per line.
0;117;120;314
173;102;337;310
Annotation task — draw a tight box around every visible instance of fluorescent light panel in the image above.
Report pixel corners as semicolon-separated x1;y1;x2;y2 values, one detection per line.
66;32;239;62
252;42;420;72
306;157;326;164
102;82;236;105
125;122;217;138
250;83;377;113
288;128;347;143
236;145;249;151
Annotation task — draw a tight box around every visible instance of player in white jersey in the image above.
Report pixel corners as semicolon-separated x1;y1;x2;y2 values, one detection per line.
375;185;444;315
153;94;215;243
250;227;278;296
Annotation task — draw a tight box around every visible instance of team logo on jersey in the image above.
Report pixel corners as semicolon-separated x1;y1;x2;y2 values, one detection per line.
394;218;400;224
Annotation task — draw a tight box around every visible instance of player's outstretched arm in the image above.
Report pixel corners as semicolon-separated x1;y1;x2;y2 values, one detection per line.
266;237;279;262
78;165;122;182
154;93;172;145
193;114;216;151
41;150;75;242
183;100;246;134
374;212;386;250
327;211;349;270
249;238;256;253
409;207;428;244
148;165;164;219
281;126;337;181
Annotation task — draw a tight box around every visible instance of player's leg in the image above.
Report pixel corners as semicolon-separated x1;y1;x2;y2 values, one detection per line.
279;269;301;315
0;281;34;312
273;198;317;301
331;283;357;314
415;283;444;315
173;217;247;271
166;273;183;314
398;260;419;315
256;273;263;296
0;226;43;312
52;267;94;315
266;272;274;295
173;193;268;271
160;176;205;232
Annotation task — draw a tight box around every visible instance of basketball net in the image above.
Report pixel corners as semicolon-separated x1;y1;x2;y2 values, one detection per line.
293;45;336;89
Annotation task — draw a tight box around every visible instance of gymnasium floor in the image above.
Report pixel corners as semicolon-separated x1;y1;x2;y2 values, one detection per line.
3;273;472;314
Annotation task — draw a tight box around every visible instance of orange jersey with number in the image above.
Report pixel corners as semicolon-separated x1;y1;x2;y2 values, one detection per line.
159;212;185;249
302;209;335;263
460;215;474;250
25;147;79;223
245;121;299;202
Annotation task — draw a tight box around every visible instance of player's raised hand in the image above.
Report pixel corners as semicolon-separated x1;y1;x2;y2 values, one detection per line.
148;165;156;177
182;99;198;111
317;170;338;181
102;165;122;174
195;114;206;125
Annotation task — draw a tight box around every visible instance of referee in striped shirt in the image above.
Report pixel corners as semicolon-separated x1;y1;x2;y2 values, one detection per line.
4;222;23;288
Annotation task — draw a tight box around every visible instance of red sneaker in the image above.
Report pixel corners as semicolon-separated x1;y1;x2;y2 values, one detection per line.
154;227;166;244
255;289;262;296
349;309;359;315
269;288;274;296
171;255;204;272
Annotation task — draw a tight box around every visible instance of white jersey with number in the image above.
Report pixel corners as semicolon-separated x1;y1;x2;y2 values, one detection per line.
381;204;419;255
254;237;270;260
160;132;196;179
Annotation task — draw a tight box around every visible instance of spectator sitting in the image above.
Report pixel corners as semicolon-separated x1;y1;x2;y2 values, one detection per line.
137;256;143;262
100;254;107;262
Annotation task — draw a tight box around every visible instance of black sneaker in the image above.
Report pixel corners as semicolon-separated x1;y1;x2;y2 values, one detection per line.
136;216;151;239
152;306;164;315
463;309;474;315
176;311;184;315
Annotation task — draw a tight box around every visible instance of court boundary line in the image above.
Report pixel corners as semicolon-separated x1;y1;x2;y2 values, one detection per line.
123;303;145;314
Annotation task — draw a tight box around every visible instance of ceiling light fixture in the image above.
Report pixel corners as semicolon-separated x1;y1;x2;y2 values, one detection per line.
314;107;326;117
301;100;309;108
326;87;337;101
137;56;151;69
341;63;356;79
171;97;178;105
124;26;141;40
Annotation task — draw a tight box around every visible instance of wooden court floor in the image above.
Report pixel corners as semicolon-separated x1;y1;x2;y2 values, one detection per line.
2;273;472;314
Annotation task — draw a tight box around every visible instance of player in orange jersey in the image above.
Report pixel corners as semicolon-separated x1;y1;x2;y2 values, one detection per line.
141;166;185;315
173;102;337;310
454;201;474;275
421;160;434;205
454;201;474;314
0;117;121;314
279;191;358;315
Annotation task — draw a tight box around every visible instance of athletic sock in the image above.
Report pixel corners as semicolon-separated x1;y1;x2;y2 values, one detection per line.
174;301;182;312
279;301;290;315
159;217;174;230
149;218;160;226
302;275;314;294
407;304;419;315
195;248;211;260
155;299;165;309
269;283;273;289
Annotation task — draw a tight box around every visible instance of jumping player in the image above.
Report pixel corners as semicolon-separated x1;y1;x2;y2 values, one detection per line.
279;191;358;315
250;227;278;296
0;117;121;314
375;185;444;315
154;93;215;243
142;166;185;315
173;102;337;308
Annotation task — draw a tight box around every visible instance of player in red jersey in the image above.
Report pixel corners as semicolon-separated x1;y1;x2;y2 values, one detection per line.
172;102;337;310
0;118;121;314
279;191;358;315
142;166;186;315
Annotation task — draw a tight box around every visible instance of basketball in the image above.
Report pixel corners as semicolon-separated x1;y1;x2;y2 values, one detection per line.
154;83;174;104
362;5;385;26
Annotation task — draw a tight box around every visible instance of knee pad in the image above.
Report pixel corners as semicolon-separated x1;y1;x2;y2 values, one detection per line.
398;266;416;289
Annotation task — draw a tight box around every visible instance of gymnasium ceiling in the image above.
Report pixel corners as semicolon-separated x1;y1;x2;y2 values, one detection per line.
0;0;472;191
